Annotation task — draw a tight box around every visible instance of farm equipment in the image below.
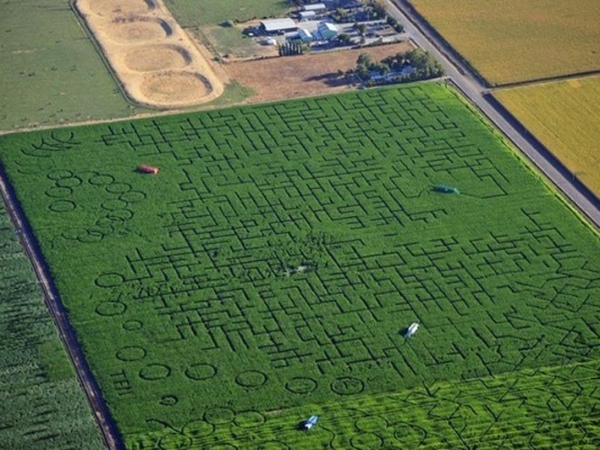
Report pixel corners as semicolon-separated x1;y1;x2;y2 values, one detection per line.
433;185;460;194
404;323;419;338
302;415;319;430
138;164;160;174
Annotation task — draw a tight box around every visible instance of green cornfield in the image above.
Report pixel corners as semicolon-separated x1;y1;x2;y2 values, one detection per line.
0;83;599;448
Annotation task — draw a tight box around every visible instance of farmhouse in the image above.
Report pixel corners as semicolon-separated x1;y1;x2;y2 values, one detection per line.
260;18;298;35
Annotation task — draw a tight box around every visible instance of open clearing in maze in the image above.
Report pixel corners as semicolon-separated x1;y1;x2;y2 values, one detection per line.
0;84;599;448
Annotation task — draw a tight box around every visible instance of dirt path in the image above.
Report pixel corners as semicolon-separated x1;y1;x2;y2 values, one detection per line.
0;169;124;450
74;0;226;108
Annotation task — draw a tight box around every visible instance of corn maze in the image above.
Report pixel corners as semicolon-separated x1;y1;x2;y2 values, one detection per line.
0;84;599;448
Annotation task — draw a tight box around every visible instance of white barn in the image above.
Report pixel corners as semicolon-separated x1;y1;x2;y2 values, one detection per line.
303;3;327;11
260;18;298;34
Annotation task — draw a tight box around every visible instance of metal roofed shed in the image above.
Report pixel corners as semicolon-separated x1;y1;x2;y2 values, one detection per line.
260;18;298;34
303;3;326;11
317;22;338;40
296;28;313;42
299;10;316;20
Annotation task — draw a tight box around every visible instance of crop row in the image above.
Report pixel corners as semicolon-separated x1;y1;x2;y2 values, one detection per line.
0;201;103;449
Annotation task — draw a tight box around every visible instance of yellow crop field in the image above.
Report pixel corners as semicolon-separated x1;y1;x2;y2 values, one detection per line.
495;76;600;197
409;0;600;86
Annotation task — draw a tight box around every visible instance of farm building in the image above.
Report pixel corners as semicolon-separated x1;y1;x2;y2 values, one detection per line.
299;10;316;20
316;22;338;40
260;18;298;35
303;3;327;11
296;28;313;42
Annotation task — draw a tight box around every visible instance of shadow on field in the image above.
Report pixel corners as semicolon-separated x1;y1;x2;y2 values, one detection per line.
304;72;351;88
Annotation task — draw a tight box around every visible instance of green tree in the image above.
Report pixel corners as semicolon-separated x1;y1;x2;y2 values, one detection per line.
357;53;371;67
338;33;352;45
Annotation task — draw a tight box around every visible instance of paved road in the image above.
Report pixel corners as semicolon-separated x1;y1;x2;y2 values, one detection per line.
386;0;600;229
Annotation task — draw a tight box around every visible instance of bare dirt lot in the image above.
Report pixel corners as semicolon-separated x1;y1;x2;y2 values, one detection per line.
225;42;415;104
75;0;225;108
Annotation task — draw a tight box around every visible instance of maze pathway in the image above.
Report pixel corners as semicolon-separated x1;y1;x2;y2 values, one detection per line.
0;84;598;447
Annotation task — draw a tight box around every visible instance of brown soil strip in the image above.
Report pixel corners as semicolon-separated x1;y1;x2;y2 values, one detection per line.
225;42;416;104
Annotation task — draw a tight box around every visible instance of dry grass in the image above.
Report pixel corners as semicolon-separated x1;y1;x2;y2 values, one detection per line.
495;75;600;197
225;42;415;104
409;0;600;85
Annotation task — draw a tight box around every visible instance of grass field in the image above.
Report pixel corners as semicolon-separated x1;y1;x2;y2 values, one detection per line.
0;202;104;449
494;76;600;200
408;0;600;86
165;0;289;27
1;84;599;448
165;0;290;58
0;0;135;132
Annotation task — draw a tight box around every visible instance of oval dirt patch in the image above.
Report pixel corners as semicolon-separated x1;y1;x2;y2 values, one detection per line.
87;0;154;18
122;44;192;72
140;72;212;105
104;18;172;44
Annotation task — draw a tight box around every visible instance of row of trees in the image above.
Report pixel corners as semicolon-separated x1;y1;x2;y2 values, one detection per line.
332;0;387;23
353;49;445;82
279;41;305;56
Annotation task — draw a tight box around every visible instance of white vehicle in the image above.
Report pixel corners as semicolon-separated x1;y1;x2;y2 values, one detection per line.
404;322;419;338
303;415;319;430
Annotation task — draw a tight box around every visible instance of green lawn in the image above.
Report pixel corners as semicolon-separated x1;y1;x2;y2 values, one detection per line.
0;0;134;132
1;84;599;448
165;0;290;27
0;201;104;449
164;0;290;57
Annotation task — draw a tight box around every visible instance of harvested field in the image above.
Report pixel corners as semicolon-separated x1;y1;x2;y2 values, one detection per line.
121;45;192;72
140;72;212;103
495;75;600;199
409;0;600;85
226;42;415;103
75;0;225;108
102;18;172;43
86;0;155;18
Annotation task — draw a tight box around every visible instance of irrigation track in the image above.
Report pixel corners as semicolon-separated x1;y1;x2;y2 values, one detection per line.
387;0;600;230
0;168;124;450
